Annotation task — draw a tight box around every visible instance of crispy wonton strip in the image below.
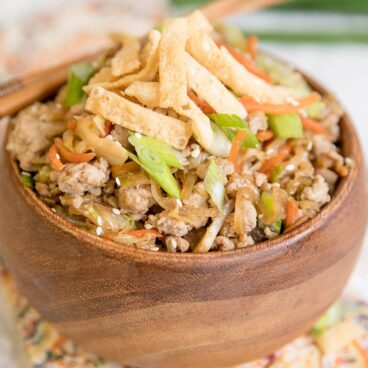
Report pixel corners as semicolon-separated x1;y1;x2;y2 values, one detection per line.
187;33;299;104
186;10;213;39
125;81;213;149
186;53;247;118
88;67;116;85
85;30;161;93
159;18;188;108
85;86;192;150
111;35;141;77
75;116;128;166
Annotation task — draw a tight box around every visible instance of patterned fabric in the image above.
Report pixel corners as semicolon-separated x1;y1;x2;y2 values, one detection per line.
1;263;368;368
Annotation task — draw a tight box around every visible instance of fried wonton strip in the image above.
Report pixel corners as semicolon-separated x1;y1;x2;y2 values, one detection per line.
111;35;141;77
88;67;116;85
85;87;192;150
186;10;213;39
84;30;161;93
75;116;128;166
186;53;247;118
159;18;188;108
187;33;299;104
125;81;214;149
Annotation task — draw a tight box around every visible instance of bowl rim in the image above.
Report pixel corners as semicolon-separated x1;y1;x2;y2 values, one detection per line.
3;71;364;266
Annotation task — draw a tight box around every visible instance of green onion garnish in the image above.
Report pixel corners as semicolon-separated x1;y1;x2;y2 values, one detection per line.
260;190;274;218
209;114;260;148
306;101;326;119
270;219;283;234
204;160;225;210
268;113;303;139
20;172;34;189
65;62;95;108
127;150;181;199
128;133;182;168
271;164;284;183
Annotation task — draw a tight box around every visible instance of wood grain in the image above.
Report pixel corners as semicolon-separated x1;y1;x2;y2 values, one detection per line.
0;75;367;368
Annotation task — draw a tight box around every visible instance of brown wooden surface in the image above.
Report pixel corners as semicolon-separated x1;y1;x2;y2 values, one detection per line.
0;75;367;368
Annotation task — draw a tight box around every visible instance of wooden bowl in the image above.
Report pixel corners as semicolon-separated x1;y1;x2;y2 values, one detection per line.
0;74;367;368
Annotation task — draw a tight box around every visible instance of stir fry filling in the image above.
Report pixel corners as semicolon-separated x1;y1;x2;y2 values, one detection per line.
7;11;352;253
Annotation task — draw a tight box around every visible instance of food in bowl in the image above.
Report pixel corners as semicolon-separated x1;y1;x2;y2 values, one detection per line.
6;11;352;253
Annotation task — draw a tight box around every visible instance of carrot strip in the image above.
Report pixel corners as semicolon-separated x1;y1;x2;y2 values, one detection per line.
335;165;349;177
125;229;163;238
240;92;321;115
48;145;64;171
285;199;299;228
54;138;95;163
300;116;331;138
188;90;214;114
100;121;112;138
67;119;77;130
256;130;274;142
229;130;246;172
260;144;292;177
246;35;258;60
217;41;273;83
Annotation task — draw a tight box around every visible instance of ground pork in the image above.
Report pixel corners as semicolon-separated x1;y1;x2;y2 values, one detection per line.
118;184;155;215
165;236;190;253
196;158;234;184
212;236;236;251
57;158;110;196
147;212;193;237
301;174;331;206
220;213;237;238
6;102;66;171
247;111;268;134
312;135;335;157
183;182;209;208
226;173;259;199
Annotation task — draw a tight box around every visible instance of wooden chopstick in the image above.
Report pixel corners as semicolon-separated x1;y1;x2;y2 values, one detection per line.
201;0;288;19
0;0;288;118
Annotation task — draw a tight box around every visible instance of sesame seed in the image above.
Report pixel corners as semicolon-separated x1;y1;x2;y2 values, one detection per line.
144;223;153;230
56;153;61;160
21;171;31;177
345;157;354;167
112;208;121;215
191;148;200;158
135;132;142;139
51;208;56;213
307;141;313;151
96;227;103;236
273;183;280;188
97;216;103;226
266;148;275;156
285;164;296;172
115;177;121;186
286;97;299;106
176;199;183;208
105;135;113;140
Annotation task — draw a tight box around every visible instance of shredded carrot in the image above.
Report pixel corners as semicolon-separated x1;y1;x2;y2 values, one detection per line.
67;119;77;130
54;138;95;163
240;92;321;115
125;229;163;238
229;130;246;172
300;116;331;138
335;165;349;177
48;145;64;171
99;121;112;138
352;340;368;366
188;90;214;114
216;41;273;83
285;199;299;228
260;144;292;177
246;35;258;59
256;130;274;142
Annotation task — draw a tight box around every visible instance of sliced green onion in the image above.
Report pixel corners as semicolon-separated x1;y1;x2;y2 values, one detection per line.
127;150;181;199
271;164;284;183
204;160;225;210
209;114;260;148
214;22;247;51
312;303;344;337
128;134;182;168
65;62;95;108
306;101;326;119
20;172;34;189
268;113;303;139
259;190;274;217
270;219;283;234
